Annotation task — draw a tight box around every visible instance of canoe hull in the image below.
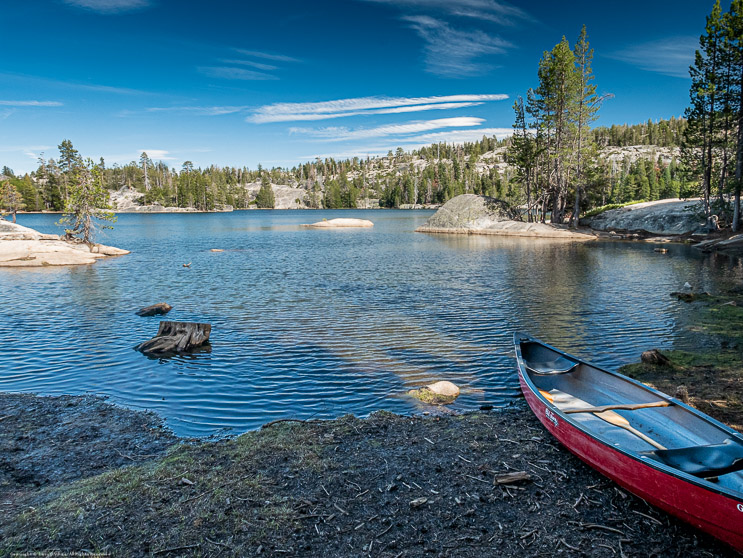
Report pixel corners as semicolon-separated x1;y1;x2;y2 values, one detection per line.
519;372;743;552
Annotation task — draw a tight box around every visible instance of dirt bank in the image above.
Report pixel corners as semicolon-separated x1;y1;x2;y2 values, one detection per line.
0;394;733;557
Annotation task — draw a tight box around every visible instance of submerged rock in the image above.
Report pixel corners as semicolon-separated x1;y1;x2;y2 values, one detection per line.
303;218;374;228
409;381;461;405
416;195;595;239
135;303;173;317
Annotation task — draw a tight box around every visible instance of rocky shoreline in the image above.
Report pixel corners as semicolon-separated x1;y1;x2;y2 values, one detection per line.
0;393;734;557
0;220;129;267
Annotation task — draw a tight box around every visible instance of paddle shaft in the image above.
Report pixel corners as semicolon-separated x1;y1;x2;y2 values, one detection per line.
563;401;671;414
594;411;667;450
539;390;667;451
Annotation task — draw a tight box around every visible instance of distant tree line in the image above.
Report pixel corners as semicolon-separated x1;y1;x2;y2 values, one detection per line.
1;118;692;217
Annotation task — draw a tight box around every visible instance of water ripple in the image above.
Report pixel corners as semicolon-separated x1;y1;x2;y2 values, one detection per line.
1;210;740;436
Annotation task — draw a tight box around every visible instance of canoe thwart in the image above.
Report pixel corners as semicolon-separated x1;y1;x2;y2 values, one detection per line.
644;438;743;478
563;401;672;414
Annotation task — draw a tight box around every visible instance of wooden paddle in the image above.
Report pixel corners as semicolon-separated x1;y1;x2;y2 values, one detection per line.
562;401;671;414
539;390;667;450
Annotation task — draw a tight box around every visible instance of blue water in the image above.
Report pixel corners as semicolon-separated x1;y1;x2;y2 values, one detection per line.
1;210;740;437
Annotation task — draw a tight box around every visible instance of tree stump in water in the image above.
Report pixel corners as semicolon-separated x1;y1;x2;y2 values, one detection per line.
135;321;211;356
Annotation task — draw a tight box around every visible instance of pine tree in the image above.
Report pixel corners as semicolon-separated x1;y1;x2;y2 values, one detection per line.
507;96;538;221
58;159;116;244
255;172;275;208
0;181;26;223
570;25;602;227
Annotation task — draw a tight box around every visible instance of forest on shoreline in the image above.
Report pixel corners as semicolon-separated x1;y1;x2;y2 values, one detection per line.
2;1;741;233
0;118;690;215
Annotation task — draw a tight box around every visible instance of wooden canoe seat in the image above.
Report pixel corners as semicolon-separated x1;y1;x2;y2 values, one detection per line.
644;438;743;478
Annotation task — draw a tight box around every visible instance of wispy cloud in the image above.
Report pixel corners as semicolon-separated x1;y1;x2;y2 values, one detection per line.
403;16;510;77
62;0;152;14
0;100;63;107
402;127;512;144
608;36;697;79
290;117;485;141
0;145;54;153
199;49;299;82
0;145;54;162
299;127;512;161
146;105;251;116
0;71;151;95
137;149;176;160
234;49;301;63
103;149;176;164
249;94;507;123
197;66;278;81
219;59;279;71
358;0;530;25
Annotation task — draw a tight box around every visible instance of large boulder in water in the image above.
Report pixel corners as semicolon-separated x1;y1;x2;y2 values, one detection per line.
416;195;595;239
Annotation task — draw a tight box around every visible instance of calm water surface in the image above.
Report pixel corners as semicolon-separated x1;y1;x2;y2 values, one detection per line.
1;210;741;436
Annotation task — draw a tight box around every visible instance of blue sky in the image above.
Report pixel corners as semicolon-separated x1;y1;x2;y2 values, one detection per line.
0;0;724;174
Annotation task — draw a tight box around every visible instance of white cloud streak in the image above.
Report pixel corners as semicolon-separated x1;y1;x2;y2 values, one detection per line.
146;105;251;116
137;149;175;160
219;59;279;71
62;0;152;14
0;100;63;107
403;16;510;77
197;66;278;81
234;49;301;63
608;36;697;79
358;0;530;25
299;127;512;161
249;94;507;123
290;117;485;141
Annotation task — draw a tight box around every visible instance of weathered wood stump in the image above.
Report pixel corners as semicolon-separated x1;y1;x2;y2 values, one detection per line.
135;321;211;356
641;349;671;367
135;303;173;317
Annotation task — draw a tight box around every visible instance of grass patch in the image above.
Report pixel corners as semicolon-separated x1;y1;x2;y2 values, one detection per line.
620;289;743;433
582;200;647;219
621;350;743;432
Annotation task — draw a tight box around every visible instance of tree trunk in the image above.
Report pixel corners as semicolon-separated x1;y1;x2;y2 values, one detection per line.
734;63;743;232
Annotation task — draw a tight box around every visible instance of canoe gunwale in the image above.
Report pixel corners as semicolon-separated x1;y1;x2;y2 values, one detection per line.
513;332;743;501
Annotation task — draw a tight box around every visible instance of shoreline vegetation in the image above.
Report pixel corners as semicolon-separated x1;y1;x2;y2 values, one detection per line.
0;396;737;557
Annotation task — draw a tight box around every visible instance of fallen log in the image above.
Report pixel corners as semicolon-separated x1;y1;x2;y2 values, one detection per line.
135;321;211;356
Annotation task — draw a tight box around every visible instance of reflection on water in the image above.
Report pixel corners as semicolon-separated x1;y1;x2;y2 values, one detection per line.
1;210;741;437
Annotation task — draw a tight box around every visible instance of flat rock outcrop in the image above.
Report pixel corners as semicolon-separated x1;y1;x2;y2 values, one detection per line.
303;218;374;228
416;194;595;239
694;233;743;257
0;220;129;267
585;199;704;235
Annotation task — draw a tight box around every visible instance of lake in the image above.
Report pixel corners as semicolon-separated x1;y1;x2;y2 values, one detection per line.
1;210;741;437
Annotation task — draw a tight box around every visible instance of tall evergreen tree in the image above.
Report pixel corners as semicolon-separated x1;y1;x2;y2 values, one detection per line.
570;25;601;227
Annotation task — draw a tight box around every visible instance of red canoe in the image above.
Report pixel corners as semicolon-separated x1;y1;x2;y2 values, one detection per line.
514;333;743;553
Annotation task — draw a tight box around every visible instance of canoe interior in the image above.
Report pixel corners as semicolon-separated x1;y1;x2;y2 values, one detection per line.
519;340;743;496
